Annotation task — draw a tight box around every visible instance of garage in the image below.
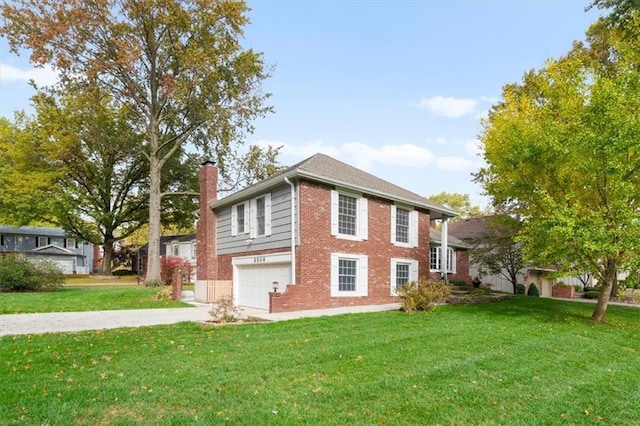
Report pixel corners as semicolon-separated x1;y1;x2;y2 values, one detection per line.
233;253;292;310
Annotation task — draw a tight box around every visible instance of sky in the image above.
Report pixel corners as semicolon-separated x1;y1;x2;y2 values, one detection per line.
0;0;603;208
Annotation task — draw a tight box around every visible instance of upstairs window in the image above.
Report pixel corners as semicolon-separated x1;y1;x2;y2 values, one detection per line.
249;193;272;238
331;190;368;241
391;205;418;247
231;202;249;236
65;238;76;249
37;236;49;247
256;196;266;236
172;241;179;256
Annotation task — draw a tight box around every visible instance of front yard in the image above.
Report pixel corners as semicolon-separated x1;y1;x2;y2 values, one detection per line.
0;285;189;314
1;297;639;424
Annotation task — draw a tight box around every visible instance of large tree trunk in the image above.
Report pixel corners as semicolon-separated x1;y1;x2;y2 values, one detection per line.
591;261;616;322
101;241;114;275
144;154;163;286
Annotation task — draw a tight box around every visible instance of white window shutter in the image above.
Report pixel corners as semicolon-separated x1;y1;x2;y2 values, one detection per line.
358;255;368;296
390;205;397;243
243;202;250;234
265;193;272;236
330;190;339;236
359;197;368;240
410;210;419;247
449;248;456;273
231;205;238;236
390;259;397;295
249;198;257;238
330;253;339;296
410;260;419;282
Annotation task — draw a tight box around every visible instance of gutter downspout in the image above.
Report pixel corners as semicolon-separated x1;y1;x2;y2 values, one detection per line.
284;176;296;285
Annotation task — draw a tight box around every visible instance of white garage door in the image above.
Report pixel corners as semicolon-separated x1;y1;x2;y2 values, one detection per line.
236;263;291;310
53;259;74;274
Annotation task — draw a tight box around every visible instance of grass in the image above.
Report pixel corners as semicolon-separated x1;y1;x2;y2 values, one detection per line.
0;285;190;314
2;297;640;424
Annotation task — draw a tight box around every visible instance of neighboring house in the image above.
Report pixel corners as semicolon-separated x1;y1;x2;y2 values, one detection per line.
137;233;196;279
195;153;461;313
0;225;94;274
449;217;589;295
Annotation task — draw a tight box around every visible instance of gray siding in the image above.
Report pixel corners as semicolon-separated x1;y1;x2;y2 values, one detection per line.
217;184;295;255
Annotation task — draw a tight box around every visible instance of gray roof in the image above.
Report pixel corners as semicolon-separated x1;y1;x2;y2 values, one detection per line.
0;225;67;237
213;153;458;219
429;228;468;249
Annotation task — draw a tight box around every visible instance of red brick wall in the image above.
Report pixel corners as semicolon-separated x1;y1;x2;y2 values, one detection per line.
196;162;218;281
269;180;432;312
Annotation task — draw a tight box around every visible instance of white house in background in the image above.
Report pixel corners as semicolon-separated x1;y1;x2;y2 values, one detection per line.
0;225;94;274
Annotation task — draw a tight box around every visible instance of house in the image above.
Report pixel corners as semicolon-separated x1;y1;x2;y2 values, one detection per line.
195;153;463;313
449;216;589;295
0;225;94;274
136;233;196;280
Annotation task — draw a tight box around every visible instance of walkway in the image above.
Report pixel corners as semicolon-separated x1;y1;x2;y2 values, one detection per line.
0;303;401;337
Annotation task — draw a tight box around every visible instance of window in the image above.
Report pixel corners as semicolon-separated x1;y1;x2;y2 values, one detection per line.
331;253;368;297
37;236;49;247
256;196;266;236
191;241;196;259
390;258;419;294
339;194;357;236
331;190;368;240
65;238;76;249
249;193;272;238
172;241;179;256
391;205;418;247
231;202;249;236
429;247;455;273
232;194;271;239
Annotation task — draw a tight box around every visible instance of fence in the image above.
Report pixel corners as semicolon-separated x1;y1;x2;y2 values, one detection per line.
194;280;232;303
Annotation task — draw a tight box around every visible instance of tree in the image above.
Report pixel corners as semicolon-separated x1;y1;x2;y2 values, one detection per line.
0;89;150;274
1;0;273;285
469;216;525;295
427;192;483;223
476;15;640;322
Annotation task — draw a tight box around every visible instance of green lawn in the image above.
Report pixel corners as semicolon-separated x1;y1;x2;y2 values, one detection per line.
2;297;639;424
0;285;190;314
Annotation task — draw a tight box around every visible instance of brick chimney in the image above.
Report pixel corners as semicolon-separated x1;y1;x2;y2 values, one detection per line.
196;160;218;281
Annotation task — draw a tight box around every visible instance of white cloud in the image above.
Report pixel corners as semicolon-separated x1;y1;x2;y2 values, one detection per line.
0;63;58;87
416;96;478;118
253;139;434;170
464;139;481;157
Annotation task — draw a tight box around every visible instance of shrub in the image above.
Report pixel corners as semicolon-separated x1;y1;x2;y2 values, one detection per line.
573;285;583;292
555;281;567;287
472;277;482;288
527;283;540;297
396;278;451;312
516;283;526;295
0;255;64;292
584;291;600;299
450;280;468;287
210;296;242;323
160;256;192;286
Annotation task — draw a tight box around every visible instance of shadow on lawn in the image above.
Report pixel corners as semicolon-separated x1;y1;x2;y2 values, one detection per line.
457;296;601;326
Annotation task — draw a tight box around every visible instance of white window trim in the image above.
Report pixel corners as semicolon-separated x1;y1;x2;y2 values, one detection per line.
330;253;368;297
390;205;419;248
429;247;456;273
330;189;368;241
65;238;76;249
37;236;48;247
390;258;419;295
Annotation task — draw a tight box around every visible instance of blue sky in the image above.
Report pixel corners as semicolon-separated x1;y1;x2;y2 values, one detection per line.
0;1;602;207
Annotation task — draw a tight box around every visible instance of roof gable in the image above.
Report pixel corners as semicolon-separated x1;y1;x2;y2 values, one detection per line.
213;153;458;219
30;245;79;256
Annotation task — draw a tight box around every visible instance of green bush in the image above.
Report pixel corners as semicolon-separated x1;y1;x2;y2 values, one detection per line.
0;256;64;292
584;291;600;299
396;278;451;312
516;283;526;295
573;285;583;292
527;283;540;297
450;280;468;287
555;281;567;287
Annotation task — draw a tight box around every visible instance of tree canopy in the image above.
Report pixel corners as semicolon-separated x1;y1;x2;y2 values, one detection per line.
476;13;640;321
1;0;274;285
427;192;483;223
